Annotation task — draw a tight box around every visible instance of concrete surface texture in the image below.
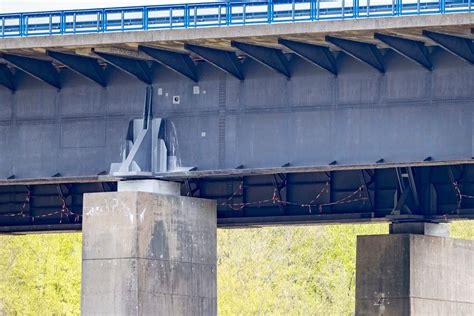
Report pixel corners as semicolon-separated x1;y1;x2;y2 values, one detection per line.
355;234;474;315
81;191;217;316
117;179;181;195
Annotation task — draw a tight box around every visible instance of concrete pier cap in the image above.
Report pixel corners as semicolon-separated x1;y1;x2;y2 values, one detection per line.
117;179;181;195
81;179;217;316
389;221;449;237
355;220;474;315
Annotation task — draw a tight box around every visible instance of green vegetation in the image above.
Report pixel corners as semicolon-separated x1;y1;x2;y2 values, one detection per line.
0;234;82;315
1;221;474;315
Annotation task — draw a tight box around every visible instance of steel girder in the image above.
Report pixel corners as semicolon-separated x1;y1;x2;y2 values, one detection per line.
2;164;474;231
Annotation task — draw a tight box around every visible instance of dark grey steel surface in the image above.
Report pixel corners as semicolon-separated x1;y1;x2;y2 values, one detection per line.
0;47;473;180
3;164;474;232
0;29;473;231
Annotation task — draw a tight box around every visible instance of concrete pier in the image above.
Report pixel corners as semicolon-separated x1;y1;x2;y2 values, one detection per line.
81;181;217;316
355;224;474;315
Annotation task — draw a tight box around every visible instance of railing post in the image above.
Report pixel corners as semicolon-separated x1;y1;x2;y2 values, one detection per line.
268;0;273;23
49;14;53;35
20;14;24;37
73;13;77;33
194;6;197;27
185;4;189;28
143;7;148;30
316;0;320;19
60;11;65;34
102;10;106;32
226;2;231;25
169;8;173;29
310;0;316;20
292;0;295;21
440;0;446;13
24;15;28;36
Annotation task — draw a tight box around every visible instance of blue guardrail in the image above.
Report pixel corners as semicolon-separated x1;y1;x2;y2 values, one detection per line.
0;0;471;38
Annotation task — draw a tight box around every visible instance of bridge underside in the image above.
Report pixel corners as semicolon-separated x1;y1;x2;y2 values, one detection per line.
1;163;474;232
0;15;473;232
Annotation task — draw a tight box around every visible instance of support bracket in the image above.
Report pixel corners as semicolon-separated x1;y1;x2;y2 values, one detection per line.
231;41;291;78
423;30;474;65
326;36;385;73
0;64;15;91
139;45;198;82
278;38;337;75
375;33;432;70
185;44;245;80
93;51;153;84
1;53;61;89
47;50;107;87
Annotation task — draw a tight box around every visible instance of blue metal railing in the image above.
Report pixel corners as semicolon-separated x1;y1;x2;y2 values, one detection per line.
0;0;471;38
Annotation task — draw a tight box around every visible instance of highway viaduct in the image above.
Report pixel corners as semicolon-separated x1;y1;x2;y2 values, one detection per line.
0;2;473;314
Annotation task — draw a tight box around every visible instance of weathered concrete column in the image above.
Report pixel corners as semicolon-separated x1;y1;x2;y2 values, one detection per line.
355;222;474;315
81;180;217;316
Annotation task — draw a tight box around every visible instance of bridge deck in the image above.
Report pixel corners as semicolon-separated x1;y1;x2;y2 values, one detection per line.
0;13;472;51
